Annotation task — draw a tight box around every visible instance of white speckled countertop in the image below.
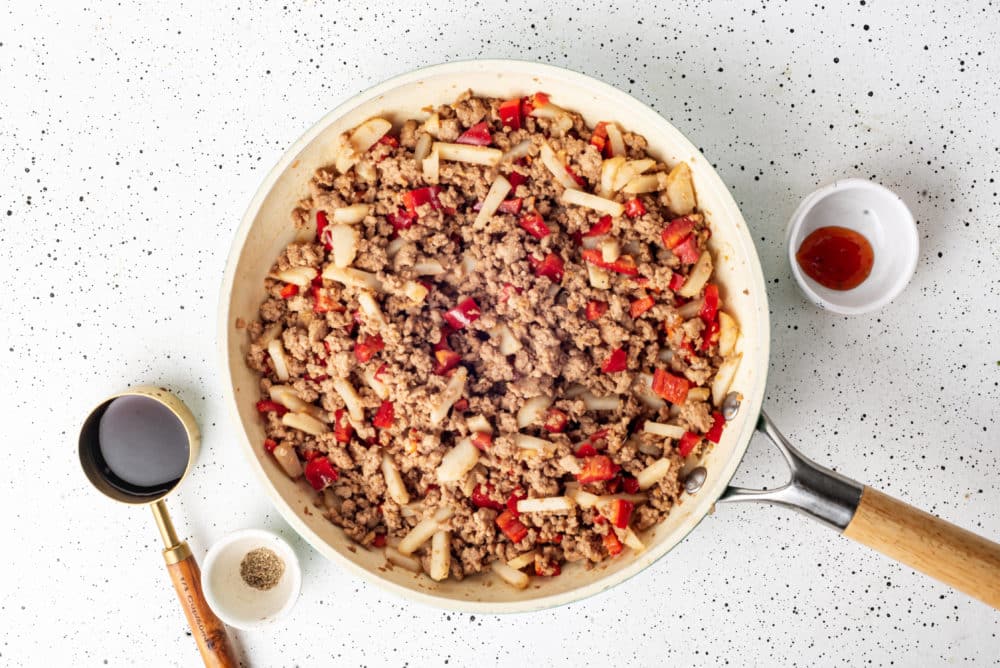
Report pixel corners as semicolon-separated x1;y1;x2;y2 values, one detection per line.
2;1;999;666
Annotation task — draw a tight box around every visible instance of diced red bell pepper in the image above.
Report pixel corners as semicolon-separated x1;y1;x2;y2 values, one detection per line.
300;448;321;461
279;283;299;299
622;476;640;494
629;296;655;318
443;297;481;330
470;431;493;451
387;207;417;231
374;363;389;382
576;455;620;484
315;210;330;249
518;210;551;239
471;483;504;510
255;399;288;416
498;98;522;130
263;438;278;453
354;334;384;363
453;397;469;412
498;282;523;303
521;91;550;117
581;248;639;276
529;252;564;283
678;338;695;360
303;457;339;491
565;164;586;188
651;368;690;404
433;326;453;352
377;134;398;148
588;428;609;443
312;285;341;314
624;198;647;218
672;235;701;264
372;400;394;429
590;121;609;155
601;348;628;373
574;443;598;458
700;318;720;352
456;121;492;146
603;531;624;557
700;284;719;323
584;215;613;238
496;510;528;543
607;499;635;529
333;408;353;444
661;217;695;249
669;272;686;291
605;475;622;494
535;560;562;577
543;408;568;434
678;431;701;458
372;533;387;548
507;171;527;190
498;197;523;215
402;186;442;215
506;487;526;517
432;349;461;376
585;300;608;321
705;412;726;444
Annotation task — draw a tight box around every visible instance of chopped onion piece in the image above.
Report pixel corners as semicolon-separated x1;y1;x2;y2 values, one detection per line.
386;237;407;259
516;496;575;514
587;263;611;289
413;259;445;276
268;385;309;412
600;238;621;263
491;560;530;589
643;421;687;439
565;486;600;509
677;298;703;320
327;224;359;268
429;530;451;581
599;156;625;198
581;392;620;411
422;145;439;183
398;506;454;555
270;266;318;287
382;453;411;505
281;412;328;436
267;339;290;381
563;383;588;399
637;441;663;456
489;323;522;355
433;142;502;166
677;251;713;298
687;387;711;402
414;132;433;163
539;143;580;190
332;378;364;421
506;551;537;571
436;437;479;483
402;280;429;304
512;433;557;456
322;265;383;291
635;373;666;409
718;311;739;357
612;159;655;192
712;354;742;407
560;188;625;217
596;493;648;506
473;175;512;229
272;444;302;479
332;204;370;224
466;415;492;433
459;254;478;277
362;366;389;400
357;291;386;328
605;121;626;158
665;161;697;215
335;118;392;173
637;457;673;491
622;528;646;552
517;395;553;429
385;546;422;573
502;139;533;163
259;322;283;346
581;235;605;250
429;366;467;427
622;173;664;194
423;113;440;138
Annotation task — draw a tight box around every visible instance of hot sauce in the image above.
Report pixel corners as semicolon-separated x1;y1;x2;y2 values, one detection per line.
795;226;874;290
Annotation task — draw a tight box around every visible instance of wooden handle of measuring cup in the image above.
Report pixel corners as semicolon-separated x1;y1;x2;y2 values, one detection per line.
164;547;239;668
843;487;1000;609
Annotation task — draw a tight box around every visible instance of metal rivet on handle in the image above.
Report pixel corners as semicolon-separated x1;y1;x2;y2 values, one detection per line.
722;392;742;421
684;467;707;494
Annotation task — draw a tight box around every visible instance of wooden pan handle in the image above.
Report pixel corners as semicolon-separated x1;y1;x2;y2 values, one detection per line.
164;547;239;668
843;487;1000;608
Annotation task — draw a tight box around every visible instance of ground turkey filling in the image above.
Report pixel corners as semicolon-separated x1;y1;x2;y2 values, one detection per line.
245;90;737;583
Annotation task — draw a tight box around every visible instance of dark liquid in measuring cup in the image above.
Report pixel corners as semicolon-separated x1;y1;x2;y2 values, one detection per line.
82;395;190;498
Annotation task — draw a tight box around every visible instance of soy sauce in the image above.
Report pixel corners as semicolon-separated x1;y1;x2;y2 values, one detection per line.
80;395;190;498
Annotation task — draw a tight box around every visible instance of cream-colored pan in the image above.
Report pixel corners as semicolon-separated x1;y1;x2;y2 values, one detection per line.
218;60;1000;612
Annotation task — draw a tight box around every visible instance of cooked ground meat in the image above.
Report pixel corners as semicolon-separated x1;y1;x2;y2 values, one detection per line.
246;90;736;586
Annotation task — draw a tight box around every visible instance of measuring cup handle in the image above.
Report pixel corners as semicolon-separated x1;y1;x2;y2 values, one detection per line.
163;545;239;668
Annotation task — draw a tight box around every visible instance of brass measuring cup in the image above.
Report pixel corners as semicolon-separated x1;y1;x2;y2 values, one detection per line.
78;386;238;668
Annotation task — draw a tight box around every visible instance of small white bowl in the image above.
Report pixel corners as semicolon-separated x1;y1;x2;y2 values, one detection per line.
201;529;301;630
786;178;918;314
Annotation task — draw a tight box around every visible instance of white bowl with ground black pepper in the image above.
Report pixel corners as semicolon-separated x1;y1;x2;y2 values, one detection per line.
201;529;301;630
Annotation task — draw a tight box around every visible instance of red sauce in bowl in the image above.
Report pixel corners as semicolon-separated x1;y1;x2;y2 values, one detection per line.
795;225;874;290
